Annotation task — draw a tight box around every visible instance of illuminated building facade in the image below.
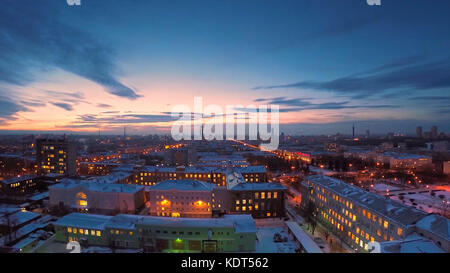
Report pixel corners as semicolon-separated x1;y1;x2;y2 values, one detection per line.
36;137;77;176
49;180;145;215
0;175;38;196
148;179;217;218
54;213;257;252
301;175;431;252
132;165;268;187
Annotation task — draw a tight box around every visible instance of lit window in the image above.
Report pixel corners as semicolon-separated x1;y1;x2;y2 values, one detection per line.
67;227;72;233
383;221;389;229
397;228;403;236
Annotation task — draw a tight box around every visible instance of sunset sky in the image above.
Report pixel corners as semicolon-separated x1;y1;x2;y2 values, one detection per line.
1;0;449;135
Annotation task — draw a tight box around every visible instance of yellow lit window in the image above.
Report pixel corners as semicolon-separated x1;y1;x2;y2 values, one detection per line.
261;192;265;199
397;228;403;236
79;229;84;234
383;221;389;229
67;227;72;233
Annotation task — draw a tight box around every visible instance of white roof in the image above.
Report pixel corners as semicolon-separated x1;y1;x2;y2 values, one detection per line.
285;221;323;253
305;175;427;226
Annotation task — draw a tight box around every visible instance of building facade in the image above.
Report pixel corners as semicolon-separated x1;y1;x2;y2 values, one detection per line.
54;213;257;252
36;137;77;176
148;179;217;218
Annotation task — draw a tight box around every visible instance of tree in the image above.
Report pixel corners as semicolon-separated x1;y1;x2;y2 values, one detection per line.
305;200;317;235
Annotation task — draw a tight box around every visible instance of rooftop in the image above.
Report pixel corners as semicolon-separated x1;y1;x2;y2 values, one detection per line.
304;175;428;226
416;214;450;241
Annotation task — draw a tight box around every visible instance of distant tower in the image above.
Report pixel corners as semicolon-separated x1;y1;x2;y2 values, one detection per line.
416;126;423;138
124;126;126;138
352;123;355;139
366;130;370;139
431;126;438;139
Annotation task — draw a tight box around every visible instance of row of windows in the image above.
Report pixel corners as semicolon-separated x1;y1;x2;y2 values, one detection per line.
67;227;101;237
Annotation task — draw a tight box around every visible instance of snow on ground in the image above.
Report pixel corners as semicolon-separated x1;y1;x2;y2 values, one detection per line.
255;226;297;253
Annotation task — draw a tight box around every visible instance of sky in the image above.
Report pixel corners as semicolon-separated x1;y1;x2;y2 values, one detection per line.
0;0;449;136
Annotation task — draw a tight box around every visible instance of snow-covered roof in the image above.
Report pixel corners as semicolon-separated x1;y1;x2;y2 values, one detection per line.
149;179;217;191
382;152;430;160
138;165;267;174
305;175;428;226
285;221;323;253
50;180;143;194
1;175;37;185
235;166;267;173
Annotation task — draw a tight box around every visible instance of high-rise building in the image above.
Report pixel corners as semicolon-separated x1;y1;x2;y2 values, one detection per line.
431;126;438;139
36;136;77;176
416;126;423;138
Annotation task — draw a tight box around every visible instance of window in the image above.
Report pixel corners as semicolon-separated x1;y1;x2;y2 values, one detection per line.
383;220;389;229
96;230;101;236
67;227;72;233
397;228;403;236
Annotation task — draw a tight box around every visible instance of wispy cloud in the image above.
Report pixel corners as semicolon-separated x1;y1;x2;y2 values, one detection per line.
51;102;74;111
253;57;450;99
0;1;140;100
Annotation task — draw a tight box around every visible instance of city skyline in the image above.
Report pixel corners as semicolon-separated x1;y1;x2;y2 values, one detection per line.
1;0;450;135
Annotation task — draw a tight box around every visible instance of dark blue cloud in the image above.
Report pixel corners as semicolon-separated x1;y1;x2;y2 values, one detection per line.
51;102;74;111
253;57;450;99
0;0;140;100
